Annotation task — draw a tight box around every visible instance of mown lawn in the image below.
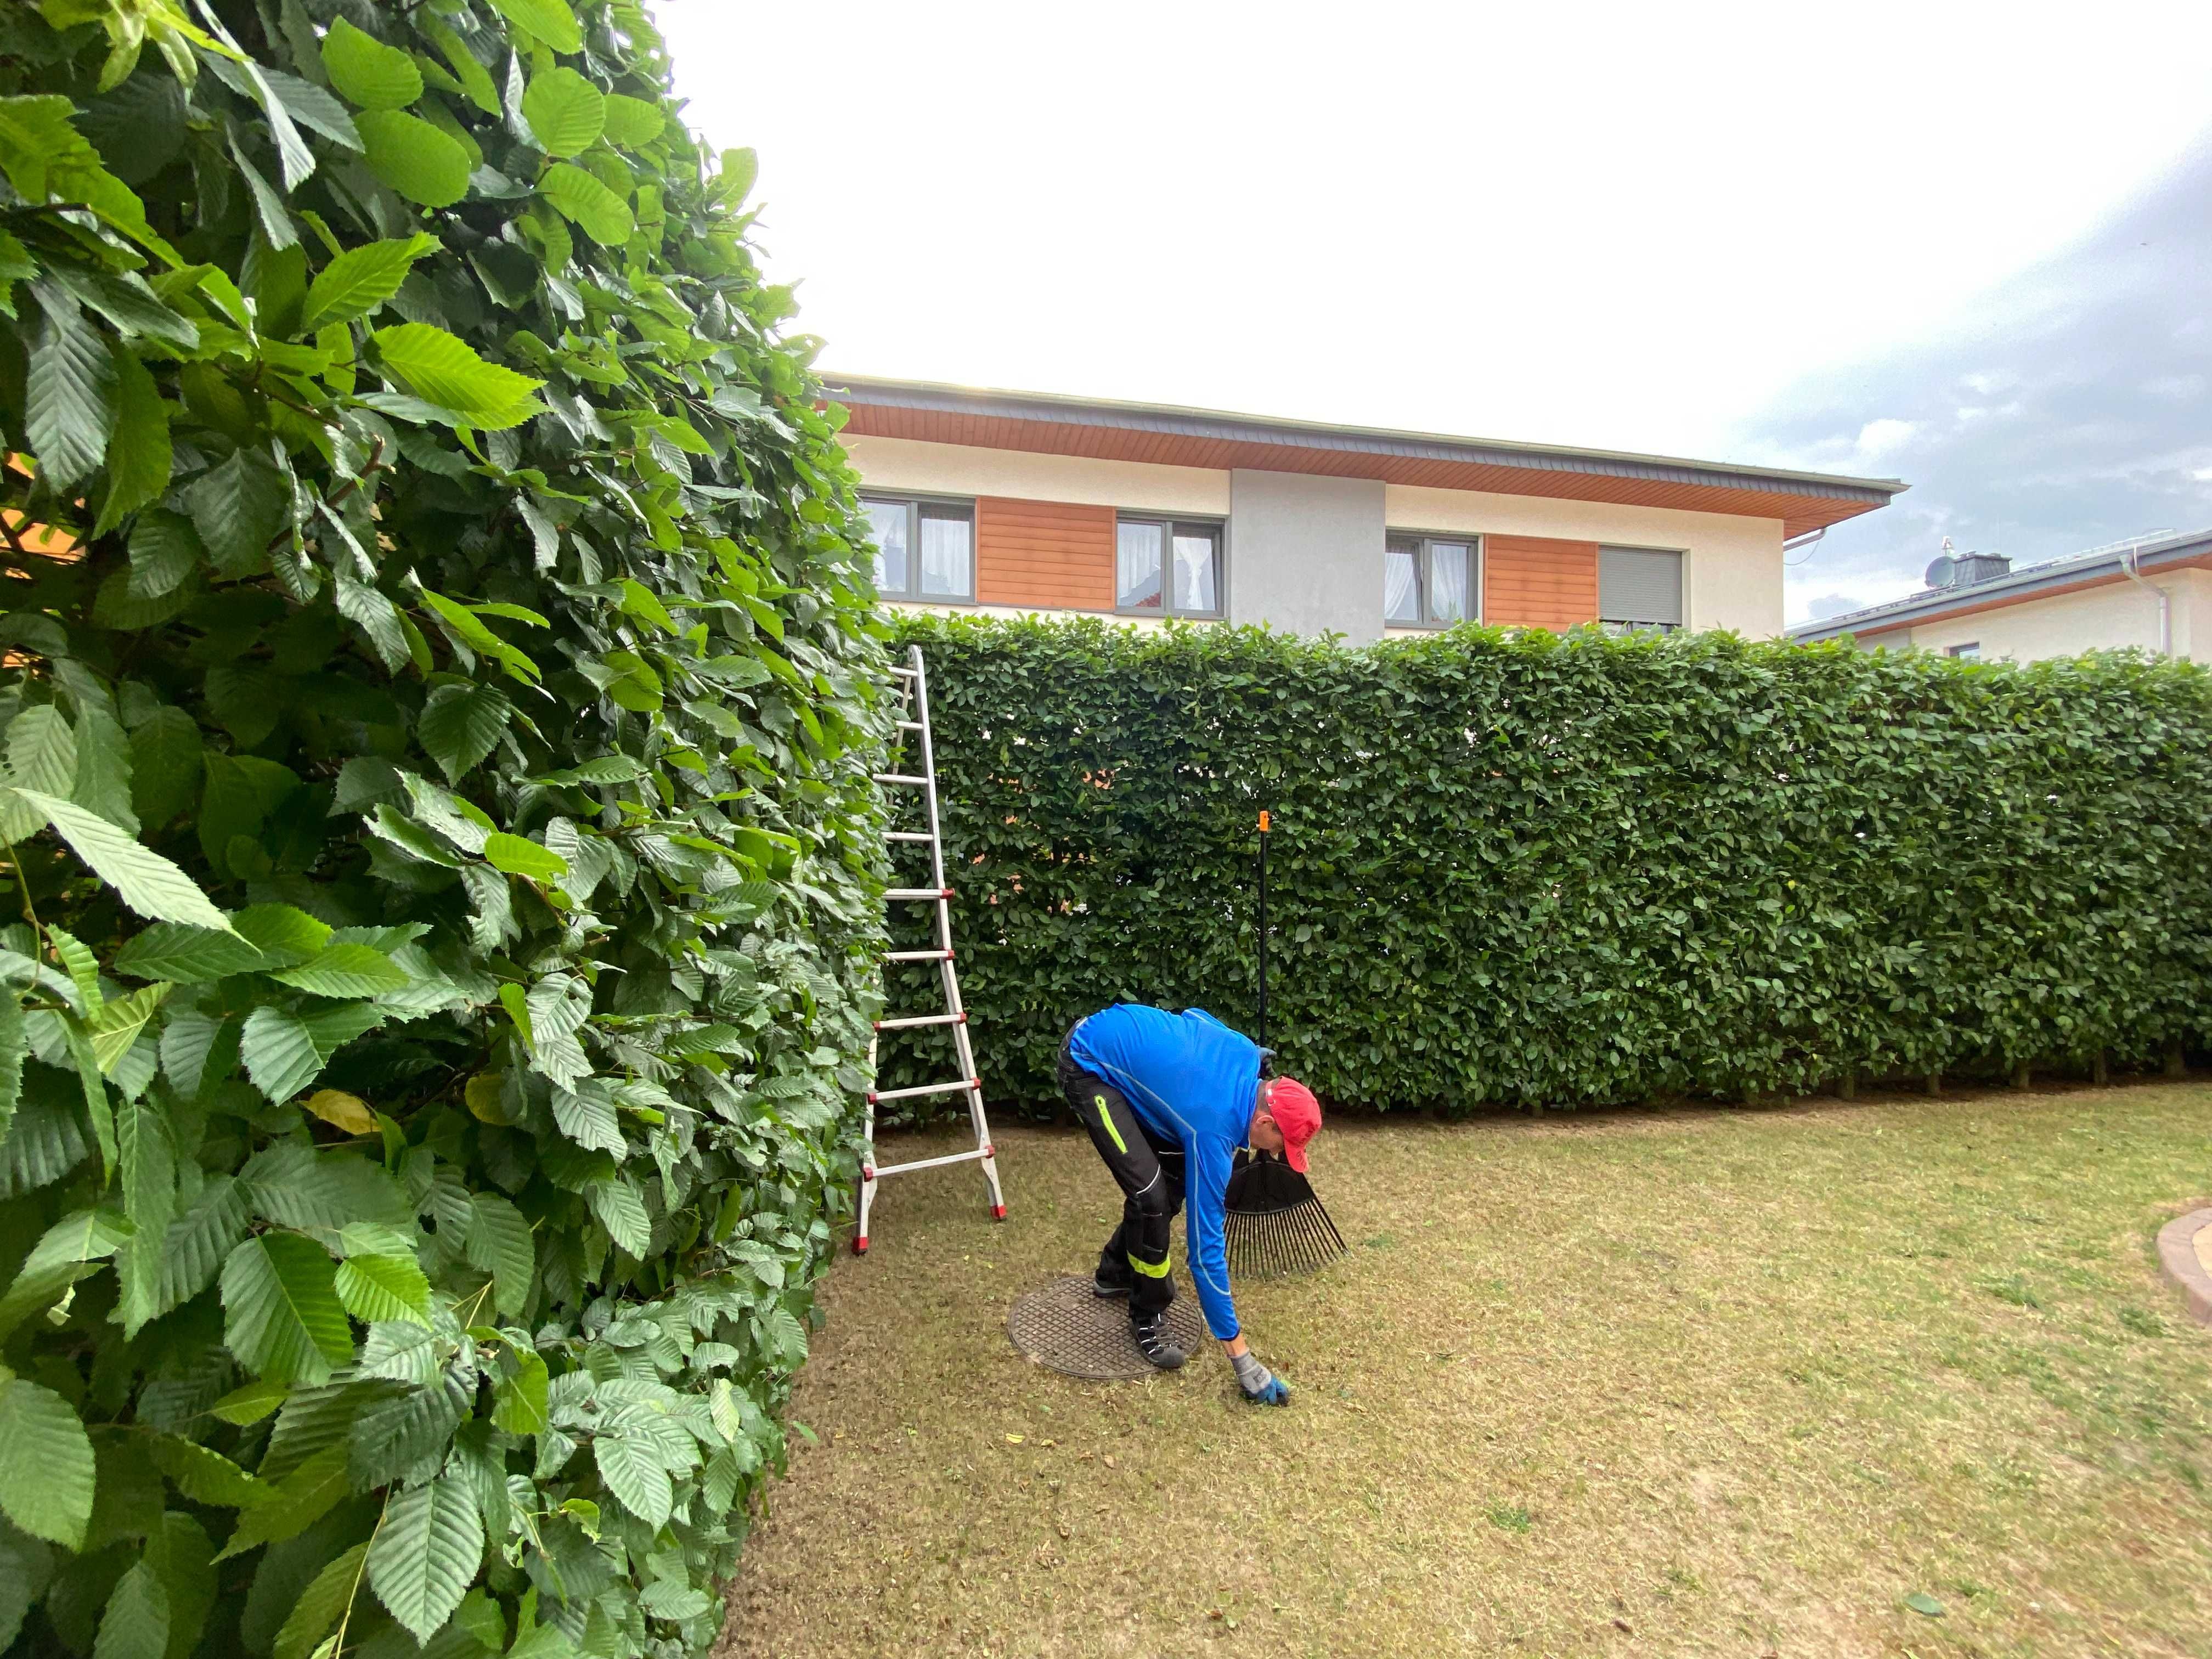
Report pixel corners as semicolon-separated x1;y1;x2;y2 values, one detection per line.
716;1081;2212;1658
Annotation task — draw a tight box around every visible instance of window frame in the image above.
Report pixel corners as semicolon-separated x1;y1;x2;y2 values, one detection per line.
1596;543;1686;635
859;492;977;605
1384;531;1483;630
1945;641;1982;661
1114;514;1227;620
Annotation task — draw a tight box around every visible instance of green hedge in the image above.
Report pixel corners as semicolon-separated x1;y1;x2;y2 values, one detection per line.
0;4;884;1656
879;614;2212;1114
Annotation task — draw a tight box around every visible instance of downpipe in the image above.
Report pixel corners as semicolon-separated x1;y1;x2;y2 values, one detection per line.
2118;544;2173;657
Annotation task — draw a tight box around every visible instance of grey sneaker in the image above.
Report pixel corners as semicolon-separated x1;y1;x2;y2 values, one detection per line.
1130;1310;1186;1370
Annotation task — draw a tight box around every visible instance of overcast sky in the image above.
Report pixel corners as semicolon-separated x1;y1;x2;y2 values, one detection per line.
652;0;2212;624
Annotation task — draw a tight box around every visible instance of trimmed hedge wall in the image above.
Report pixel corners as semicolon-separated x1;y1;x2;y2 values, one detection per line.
0;4;884;1657
880;614;2212;1114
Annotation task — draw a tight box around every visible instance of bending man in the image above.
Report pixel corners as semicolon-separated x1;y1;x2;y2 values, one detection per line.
1058;1002;1321;1406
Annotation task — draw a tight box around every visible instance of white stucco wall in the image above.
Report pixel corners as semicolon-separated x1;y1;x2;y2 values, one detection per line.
843;435;1230;515
1857;568;2212;661
1383;485;1787;637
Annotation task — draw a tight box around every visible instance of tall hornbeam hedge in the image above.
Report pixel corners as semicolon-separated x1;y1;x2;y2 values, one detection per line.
0;3;885;1656
879;614;2212;1113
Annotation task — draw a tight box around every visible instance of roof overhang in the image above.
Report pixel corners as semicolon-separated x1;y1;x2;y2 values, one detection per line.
823;377;1907;540
1789;529;2212;642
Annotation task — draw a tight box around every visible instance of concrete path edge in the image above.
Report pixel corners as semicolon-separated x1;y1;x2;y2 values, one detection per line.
2154;1206;2212;1327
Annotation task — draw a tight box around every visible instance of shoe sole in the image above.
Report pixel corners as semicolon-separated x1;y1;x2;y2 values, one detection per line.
1092;1284;1131;1299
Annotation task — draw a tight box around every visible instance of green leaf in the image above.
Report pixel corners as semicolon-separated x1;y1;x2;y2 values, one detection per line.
239;1007;323;1102
26;284;116;489
266;943;411;998
127;706;201;829
321;18;423;110
366;1475;483;1643
491;1351;549;1435
113;1097;174;1330
220;1231;352;1387
91;985;171;1076
418;682;515;783
232;904;332;967
335;1252;432;1324
1904;1592;1945;1617
212;1443;346;1560
354;109;472;208
464;1192;535;1316
208;1376;286;1427
721;145;759;208
94;343;171;538
423;20;500;116
418;590;543;685
272;1542;367;1659
585;1178;650;1259
0;1377;95;1548
592;1431;672;1528
69;695;137;833
371;323;545;428
0;1204;131;1340
0;995;22;1149
149;1436;268;1509
151;1174;250;1322
9;789;231;930
183;447;287;576
488;0;583;53
601;93;664;148
522;66;604;157
0;1519;53;1649
125;511;199;601
7;705;76;806
334;574;412;672
113;922;264;984
483;833;567;883
539;161;634;247
300;233;435;331
92;1558;168;1659
358;1321;443;1387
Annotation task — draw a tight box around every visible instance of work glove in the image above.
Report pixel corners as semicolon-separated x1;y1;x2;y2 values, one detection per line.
1230;1348;1290;1406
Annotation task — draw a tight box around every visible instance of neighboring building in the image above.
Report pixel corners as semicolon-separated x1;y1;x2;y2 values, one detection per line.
826;378;1906;644
1788;530;2212;662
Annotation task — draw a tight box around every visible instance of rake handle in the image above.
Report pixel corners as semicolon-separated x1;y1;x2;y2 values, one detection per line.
1256;810;1269;1051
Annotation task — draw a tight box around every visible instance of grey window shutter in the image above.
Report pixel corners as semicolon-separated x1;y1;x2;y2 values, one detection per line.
1599;547;1683;625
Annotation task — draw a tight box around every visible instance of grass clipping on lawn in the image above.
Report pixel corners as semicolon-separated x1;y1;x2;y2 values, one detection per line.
719;1084;2212;1657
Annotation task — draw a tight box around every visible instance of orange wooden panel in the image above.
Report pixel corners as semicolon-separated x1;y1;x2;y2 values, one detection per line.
1485;535;1598;630
975;496;1116;611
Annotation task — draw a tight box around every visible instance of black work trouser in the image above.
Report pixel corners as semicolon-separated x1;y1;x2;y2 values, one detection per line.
1058;1037;1185;1321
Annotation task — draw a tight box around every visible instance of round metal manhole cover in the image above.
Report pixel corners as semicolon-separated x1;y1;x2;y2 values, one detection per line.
1007;1277;1209;1380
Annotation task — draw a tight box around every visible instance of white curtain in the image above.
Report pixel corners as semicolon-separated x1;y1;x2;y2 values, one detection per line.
866;501;908;592
1172;531;1217;613
1430;544;1469;622
1118;522;1163;608
1384;545;1419;624
918;510;971;597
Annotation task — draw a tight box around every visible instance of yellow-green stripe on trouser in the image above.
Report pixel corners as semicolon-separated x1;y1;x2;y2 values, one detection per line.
1057;1039;1186;1322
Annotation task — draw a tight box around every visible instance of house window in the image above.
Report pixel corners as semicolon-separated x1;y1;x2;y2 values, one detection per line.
1116;517;1223;617
862;495;974;602
1598;546;1684;634
1946;641;1982;661
1384;534;1479;628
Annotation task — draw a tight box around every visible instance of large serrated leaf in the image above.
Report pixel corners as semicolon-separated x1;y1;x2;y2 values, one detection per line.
152;1173;250;1320
321;18;422;111
521;66;603;157
95;342;171;536
267;943;411;998
355;109;471;208
538;161;634;247
464;1192;535;1316
149;1436;268;1509
301;233;435;331
0;1376;95;1548
92;1556;168;1659
270;1541;366;1659
10;789;230;930
239;1007;323;1103
489;0;582;53
25;284;116;489
372;324;544;428
335;1251;431;1324
585;1178;650;1259
417;681;514;783
591;1430;672;1528
113;923;264;984
366;1475;482;1642
220;1232;352;1386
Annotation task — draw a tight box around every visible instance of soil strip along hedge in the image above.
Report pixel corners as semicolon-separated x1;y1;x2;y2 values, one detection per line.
880;614;2212;1114
0;4;885;1656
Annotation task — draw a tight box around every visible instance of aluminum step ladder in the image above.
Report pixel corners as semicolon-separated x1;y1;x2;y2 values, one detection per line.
855;644;1005;1252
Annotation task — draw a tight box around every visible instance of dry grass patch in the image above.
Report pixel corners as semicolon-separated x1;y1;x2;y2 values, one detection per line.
718;1082;2212;1657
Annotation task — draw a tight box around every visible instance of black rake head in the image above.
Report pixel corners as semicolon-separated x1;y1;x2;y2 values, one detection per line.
1224;1150;1347;1278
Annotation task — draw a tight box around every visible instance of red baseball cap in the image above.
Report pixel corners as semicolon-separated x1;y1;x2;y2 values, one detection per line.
1264;1077;1322;1172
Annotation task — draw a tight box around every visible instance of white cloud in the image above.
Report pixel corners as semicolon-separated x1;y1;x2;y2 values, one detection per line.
1851;419;1920;463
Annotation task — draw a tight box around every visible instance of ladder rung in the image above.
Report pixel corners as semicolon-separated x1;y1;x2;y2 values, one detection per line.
883;948;953;962
873;774;931;787
885;831;932;842
889;667;918;679
884;887;953;901
867;1147;992;1179
867;1078;980;1104
895;720;924;731
874;1012;966;1030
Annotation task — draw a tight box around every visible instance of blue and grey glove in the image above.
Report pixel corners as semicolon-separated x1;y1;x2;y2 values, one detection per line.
1231;1349;1290;1406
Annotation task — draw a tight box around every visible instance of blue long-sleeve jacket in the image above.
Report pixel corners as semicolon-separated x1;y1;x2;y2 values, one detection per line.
1067;1003;1260;1341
